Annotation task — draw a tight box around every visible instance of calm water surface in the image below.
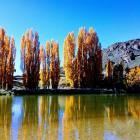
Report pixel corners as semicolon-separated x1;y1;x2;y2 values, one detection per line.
0;94;140;140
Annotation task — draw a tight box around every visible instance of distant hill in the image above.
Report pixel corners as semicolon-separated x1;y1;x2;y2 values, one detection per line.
103;39;140;70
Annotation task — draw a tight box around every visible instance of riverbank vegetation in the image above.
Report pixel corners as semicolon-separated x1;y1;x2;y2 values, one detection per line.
63;28;102;88
0;28;16;90
0;27;140;93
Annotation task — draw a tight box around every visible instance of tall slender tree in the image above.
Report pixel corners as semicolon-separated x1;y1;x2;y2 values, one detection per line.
39;42;51;89
50;41;60;89
20;29;40;90
77;28;87;87
40;45;47;88
63;32;75;87
106;60;113;78
46;41;51;88
0;28;16;90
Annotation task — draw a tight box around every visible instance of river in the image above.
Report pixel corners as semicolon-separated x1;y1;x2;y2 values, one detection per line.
0;94;140;140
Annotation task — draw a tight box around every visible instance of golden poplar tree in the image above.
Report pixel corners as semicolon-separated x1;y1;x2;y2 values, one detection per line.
63;27;102;88
77;28;87;87
6;37;16;89
50;41;60;89
46;41;51;88
84;27;102;88
106;60;113;78
39;40;60;89
77;27;102;88
63;32;75;87
39;42;51;89
40;45;47;88
20;29;40;90
96;44;102;81
0;28;16;90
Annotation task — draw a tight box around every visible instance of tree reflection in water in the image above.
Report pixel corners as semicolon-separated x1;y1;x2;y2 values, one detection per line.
18;96;38;140
0;95;139;140
62;96;105;140
0;96;12;140
128;97;140;120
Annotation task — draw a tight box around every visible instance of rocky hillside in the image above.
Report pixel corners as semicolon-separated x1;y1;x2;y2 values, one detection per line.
103;39;140;70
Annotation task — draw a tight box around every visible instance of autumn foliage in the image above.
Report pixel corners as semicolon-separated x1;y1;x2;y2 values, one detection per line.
63;32;75;87
0;28;16;90
126;66;140;87
40;45;48;88
64;27;102;88
106;60;113;78
20;29;40;89
50;41;60;88
2;27;139;91
40;41;60;89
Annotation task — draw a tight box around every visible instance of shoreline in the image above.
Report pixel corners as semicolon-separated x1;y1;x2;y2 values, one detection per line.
0;88;140;96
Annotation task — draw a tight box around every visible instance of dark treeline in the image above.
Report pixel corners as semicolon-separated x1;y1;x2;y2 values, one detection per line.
0;27;139;91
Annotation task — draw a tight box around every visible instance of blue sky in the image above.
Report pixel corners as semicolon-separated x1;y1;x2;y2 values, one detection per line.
0;0;140;75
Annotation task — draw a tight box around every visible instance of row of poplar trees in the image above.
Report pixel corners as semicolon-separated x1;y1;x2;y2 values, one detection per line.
0;28;16;90
0;28;60;90
0;27;102;90
21;29;60;90
63;27;102;88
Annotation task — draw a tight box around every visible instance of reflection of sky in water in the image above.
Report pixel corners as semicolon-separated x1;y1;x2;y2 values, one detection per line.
59;109;63;140
104;132;124;140
12;97;23;140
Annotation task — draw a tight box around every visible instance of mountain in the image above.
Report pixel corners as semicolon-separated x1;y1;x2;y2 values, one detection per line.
103;39;140;70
